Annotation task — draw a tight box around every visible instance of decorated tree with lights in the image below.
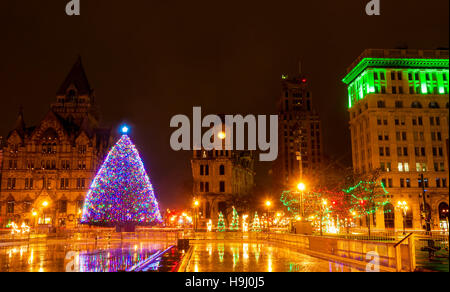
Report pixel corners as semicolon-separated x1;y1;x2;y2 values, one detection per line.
344;178;389;236
229;206;239;231
251;212;261;232
217;212;226;232
81;127;162;231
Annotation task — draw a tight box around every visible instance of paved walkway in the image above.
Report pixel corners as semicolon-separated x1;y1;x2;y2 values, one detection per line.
185;241;363;272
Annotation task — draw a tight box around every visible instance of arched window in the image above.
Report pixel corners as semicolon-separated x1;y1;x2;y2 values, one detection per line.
411;101;422;108
429;102;440;109
41;128;58;154
66;89;77;101
205;201;211;219
219;165;225;175
384;203;395;229
439;202;449;221
405;208;413;228
59;200;68;213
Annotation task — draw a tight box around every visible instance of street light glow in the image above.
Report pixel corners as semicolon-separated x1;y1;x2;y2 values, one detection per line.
265;201;271;207
42;201;49;207
218;131;226;140
297;182;306;191
194;200;199;207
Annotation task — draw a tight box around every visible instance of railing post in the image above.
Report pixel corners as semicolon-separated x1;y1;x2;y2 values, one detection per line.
409;234;416;272
395;244;402;272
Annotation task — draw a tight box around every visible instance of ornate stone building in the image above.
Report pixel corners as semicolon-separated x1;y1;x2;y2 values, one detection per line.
343;49;449;231
191;118;255;227
0;58;112;228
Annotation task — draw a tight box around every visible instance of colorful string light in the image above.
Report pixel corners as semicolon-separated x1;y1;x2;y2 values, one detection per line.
81;134;162;226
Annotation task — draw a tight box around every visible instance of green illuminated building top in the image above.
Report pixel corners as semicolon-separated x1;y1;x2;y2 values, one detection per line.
342;49;449;109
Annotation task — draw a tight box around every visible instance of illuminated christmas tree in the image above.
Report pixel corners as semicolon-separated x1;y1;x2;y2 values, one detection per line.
344;180;389;236
81;126;162;231
229;206;239;231
251;212;261;232
217;212;226;232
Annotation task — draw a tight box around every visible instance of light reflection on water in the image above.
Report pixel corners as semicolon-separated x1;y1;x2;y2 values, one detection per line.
188;242;364;272
0;241;169;272
77;247;159;272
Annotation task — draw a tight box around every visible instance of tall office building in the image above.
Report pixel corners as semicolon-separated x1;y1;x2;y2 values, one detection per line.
273;74;323;192
343;49;449;231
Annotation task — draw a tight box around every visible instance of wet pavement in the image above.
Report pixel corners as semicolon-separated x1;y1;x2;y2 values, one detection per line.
0;239;364;272
185;241;363;272
0;240;171;272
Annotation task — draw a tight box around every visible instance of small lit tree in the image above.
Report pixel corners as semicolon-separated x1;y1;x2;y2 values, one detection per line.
217;212;226;232
229;206;239;231
251;212;261;232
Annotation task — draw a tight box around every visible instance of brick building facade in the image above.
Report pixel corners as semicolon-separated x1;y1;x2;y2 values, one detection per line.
0;58;112;228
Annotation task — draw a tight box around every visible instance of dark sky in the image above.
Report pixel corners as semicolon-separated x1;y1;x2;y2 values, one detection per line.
1;0;448;209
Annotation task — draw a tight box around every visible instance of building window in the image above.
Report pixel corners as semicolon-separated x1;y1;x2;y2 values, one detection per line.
405;209;413;228
78;160;86;170
219;164;225;175
395;101;403;108
78;145;87;154
377;100;386;108
61;178;69;190
76;178;86;189
25;178;34;190
7;201;15;214
59;200;67;213
429;102;440;109
7;178;16;190
24;201;32;212
219;181;225;193
411;101;422;108
384;204;395;229
391;72;396;80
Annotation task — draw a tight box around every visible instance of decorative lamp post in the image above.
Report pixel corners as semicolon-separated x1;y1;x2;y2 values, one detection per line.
42;201;49;226
297;182;306;217
193;199;200;232
265;200;271;232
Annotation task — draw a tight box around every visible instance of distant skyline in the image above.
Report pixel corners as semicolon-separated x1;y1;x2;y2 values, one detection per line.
1;0;448;209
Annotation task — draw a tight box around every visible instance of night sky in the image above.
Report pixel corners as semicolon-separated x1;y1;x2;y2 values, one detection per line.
1;0;448;209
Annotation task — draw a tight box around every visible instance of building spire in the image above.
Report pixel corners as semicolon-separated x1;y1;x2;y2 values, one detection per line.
56;56;92;96
13;105;26;131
